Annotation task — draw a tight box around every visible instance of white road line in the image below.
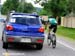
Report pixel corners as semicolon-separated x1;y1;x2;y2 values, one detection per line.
57;40;75;51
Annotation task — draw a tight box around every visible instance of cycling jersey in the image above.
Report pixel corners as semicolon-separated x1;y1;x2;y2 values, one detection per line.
48;18;57;25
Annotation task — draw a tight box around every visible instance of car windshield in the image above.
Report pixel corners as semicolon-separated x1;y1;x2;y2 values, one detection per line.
9;17;41;25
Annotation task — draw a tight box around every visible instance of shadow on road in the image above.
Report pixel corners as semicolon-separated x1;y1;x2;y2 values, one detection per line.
5;45;42;52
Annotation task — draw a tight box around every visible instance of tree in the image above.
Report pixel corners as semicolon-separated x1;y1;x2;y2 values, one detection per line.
1;0;35;14
1;0;19;14
17;2;35;13
46;0;68;17
67;0;75;13
35;0;68;17
38;9;47;15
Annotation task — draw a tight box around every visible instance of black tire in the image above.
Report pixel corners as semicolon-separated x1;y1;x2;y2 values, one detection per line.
52;35;56;49
52;40;56;49
47;39;51;46
36;44;43;50
3;42;8;49
47;34;52;46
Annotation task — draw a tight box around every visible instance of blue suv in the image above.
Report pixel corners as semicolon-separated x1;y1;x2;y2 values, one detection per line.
2;13;45;50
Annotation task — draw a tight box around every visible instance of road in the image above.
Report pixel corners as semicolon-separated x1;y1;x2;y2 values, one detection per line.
0;22;75;56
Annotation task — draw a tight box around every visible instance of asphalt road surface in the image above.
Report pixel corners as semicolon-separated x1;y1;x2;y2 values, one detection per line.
0;22;75;56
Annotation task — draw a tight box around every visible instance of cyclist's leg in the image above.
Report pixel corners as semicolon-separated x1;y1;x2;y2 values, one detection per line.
53;25;57;33
48;26;50;34
45;21;48;29
48;25;50;39
48;25;53;34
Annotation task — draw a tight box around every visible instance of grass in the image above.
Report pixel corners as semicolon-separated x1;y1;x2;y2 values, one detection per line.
57;26;75;41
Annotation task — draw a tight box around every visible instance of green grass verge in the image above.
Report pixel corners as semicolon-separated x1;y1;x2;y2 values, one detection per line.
57;26;75;41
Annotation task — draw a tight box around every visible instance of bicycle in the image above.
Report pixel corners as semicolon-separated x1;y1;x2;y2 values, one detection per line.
47;29;56;48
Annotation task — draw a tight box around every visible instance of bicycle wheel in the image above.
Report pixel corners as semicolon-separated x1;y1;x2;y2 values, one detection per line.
52;35;56;48
47;34;52;46
52;40;56;48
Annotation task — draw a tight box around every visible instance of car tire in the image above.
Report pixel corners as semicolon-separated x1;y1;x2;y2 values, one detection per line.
3;42;8;49
36;44;43;50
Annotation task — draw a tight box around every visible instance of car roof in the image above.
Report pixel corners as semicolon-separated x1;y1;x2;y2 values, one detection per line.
12;12;39;17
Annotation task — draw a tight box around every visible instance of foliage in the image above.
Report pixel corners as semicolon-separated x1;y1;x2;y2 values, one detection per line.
35;0;69;17
17;2;35;13
67;0;75;13
1;0;19;14
38;9;47;15
1;0;35;15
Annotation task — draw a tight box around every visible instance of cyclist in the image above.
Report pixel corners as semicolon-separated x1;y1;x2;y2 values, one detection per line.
48;16;57;35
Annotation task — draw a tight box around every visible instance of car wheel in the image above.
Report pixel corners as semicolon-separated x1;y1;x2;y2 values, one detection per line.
36;44;43;50
3;42;8;49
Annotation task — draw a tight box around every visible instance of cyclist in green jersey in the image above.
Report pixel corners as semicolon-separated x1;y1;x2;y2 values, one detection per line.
48;16;57;34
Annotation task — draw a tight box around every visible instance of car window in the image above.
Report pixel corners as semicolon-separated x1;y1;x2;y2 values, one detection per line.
9;17;41;25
